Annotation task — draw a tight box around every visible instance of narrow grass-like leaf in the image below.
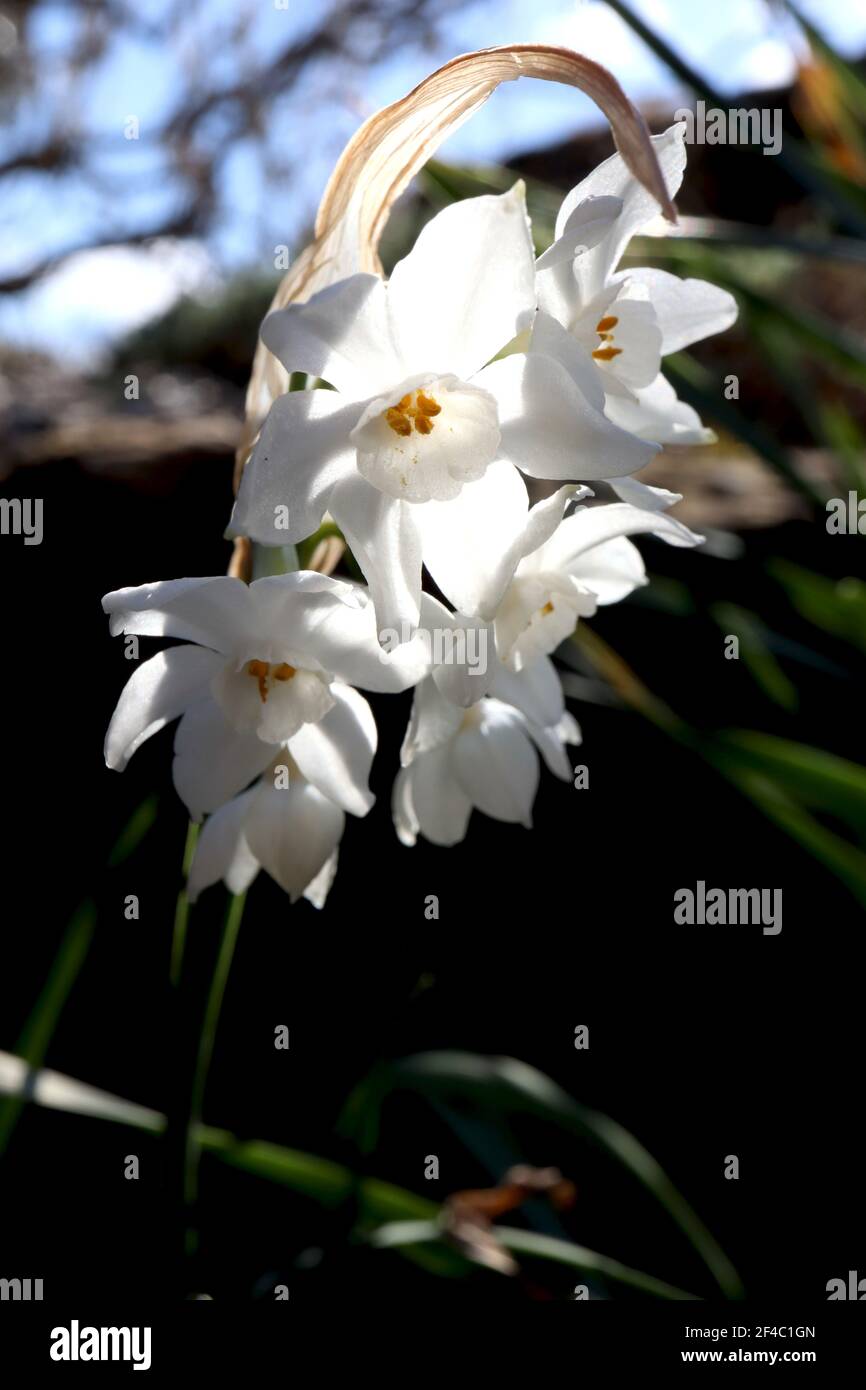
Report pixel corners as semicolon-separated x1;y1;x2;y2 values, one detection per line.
630;220;866;266
0;798;159;1153
770;561;866;654
0;1051;164;1133
369;1219;699;1298
710;730;866;841
708;766;866;907
711;604;798;710
384;1051;742;1297
107;795;158;868
0;1055;709;1288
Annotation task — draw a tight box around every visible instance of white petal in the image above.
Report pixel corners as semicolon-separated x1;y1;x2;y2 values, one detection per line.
103;577;252;652
555;123;688;287
621;267;738;354
557;711;582;746
488;655;566;729
397;748;472;847
532;500;701;578
604;371;715;445
453;703;538;827
478;352;658;482
537;195;622;326
400;674;463;766
524;709;581;782
229;388;357;545
187;790;260;903
530;310;607;411
425;605;495;708
172;697;276;821
303;850;339;909
595;285;662;390
494;575;592;670
247;570;364;656
608;474;681;511
418;462;580;623
392;767;420;847
569;536;647;605
415;461;528;617
287;683;376;817
104;645;223;771
516;486;593;571
260;273;401;398
294;583;428;692
329;474;422;636
251;570;361;601
244;777;345;902
387;184;536;380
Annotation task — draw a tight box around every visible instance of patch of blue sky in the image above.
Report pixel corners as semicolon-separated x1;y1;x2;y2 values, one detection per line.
2;0;865;357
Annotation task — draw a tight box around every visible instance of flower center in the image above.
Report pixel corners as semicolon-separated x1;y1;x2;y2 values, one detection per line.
246;659;297;703
384;389;442;437
592;314;622;363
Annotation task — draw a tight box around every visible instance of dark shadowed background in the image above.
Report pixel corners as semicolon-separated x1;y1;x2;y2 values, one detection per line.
1;0;864;1306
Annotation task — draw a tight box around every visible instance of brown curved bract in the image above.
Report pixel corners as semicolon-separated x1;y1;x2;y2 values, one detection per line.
233;43;677;528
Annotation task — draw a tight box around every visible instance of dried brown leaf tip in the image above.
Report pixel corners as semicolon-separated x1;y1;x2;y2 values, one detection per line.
442;1165;577;1275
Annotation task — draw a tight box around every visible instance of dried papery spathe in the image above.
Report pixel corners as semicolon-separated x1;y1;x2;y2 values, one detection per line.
237;43;677;500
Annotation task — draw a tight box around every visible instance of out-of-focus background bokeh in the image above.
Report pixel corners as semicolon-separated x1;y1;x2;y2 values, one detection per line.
1;0;865;1304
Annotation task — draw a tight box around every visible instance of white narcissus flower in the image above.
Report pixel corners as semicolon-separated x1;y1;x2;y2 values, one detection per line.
413;461;701;702
186;755;343;908
230;184;657;635
103;572;425;821
393;664;580;847
536;122;737;505
491;497;703;674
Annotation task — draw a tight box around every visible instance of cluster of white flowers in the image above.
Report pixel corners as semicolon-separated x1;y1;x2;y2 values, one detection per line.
104;124;736;906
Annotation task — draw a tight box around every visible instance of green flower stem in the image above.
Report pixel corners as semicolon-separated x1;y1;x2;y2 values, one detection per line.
170;821;199;988
183;892;247;1240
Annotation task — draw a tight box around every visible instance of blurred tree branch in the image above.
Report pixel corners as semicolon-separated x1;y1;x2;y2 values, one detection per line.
0;0;458;294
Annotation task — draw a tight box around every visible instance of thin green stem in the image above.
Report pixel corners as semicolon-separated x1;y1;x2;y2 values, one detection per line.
170;821;199;988
183;892;247;1231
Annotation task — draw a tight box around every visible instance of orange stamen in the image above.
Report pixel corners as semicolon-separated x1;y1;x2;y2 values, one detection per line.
385;408;412;436
247;659;270;703
416;391;441;417
384;389;442;436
